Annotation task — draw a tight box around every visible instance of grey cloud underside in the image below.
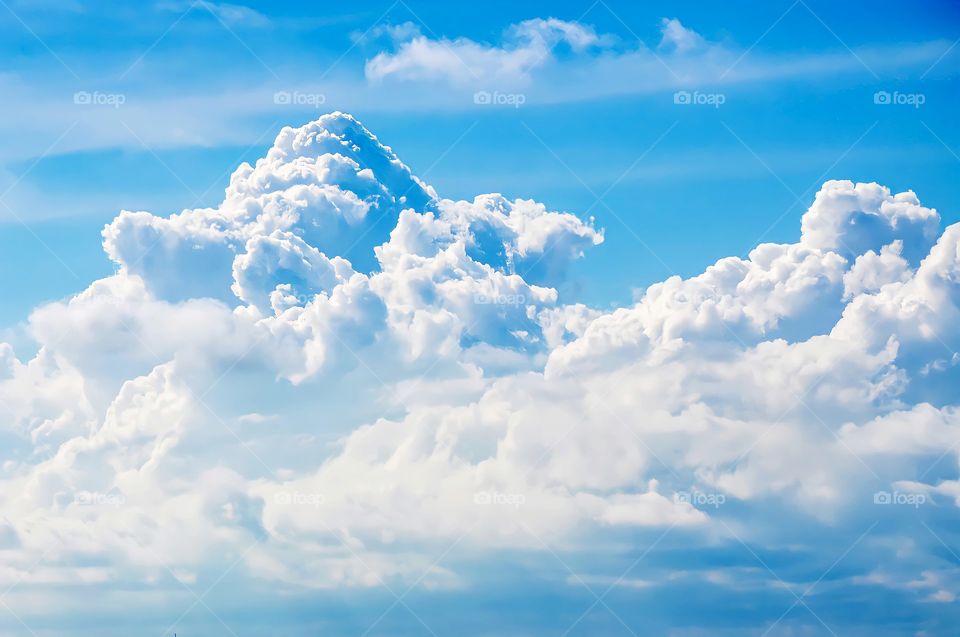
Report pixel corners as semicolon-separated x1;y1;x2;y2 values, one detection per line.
2;113;959;621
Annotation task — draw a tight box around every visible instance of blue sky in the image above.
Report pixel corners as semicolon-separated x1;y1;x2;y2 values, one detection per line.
1;1;960;636
3;0;959;322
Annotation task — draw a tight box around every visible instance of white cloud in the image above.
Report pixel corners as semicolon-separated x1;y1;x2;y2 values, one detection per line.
843;240;912;298
799;181;940;263
2;113;960;620
359;15;951;102
658;18;705;54
365;18;606;85
0;17;950;174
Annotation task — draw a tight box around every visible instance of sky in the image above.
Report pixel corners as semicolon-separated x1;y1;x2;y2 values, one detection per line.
1;1;959;635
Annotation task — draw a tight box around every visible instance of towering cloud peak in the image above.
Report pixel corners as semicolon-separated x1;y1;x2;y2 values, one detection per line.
102;113;439;302
800;180;940;264
228;111;436;213
90;113;602;380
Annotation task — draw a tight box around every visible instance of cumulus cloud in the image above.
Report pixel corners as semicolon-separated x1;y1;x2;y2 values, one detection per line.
2;113;959;632
799;181;940;264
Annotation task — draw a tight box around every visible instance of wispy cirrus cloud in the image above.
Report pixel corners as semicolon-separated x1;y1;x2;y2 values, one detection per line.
364;17;610;84
157;0;272;28
361;15;952;93
0;13;953;170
